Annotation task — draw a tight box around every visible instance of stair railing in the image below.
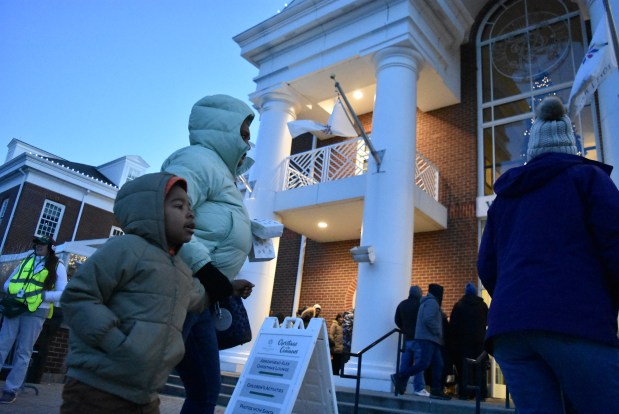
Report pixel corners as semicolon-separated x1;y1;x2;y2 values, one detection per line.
338;328;404;414
463;351;516;414
463;351;489;414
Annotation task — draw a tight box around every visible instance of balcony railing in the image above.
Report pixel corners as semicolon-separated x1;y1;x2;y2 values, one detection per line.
282;137;439;201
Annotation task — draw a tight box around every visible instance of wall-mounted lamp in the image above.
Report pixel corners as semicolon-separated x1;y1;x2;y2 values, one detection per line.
350;245;375;264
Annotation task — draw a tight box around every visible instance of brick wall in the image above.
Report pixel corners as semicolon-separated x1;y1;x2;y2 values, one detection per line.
296;238;359;323
270;231;359;323
1;183;116;254
270;229;302;316
74;203;118;240
42;327;69;375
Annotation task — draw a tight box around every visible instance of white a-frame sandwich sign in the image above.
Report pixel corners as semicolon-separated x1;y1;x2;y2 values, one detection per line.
225;317;339;414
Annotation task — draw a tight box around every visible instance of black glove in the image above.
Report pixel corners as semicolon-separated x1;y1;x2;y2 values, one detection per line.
195;262;233;302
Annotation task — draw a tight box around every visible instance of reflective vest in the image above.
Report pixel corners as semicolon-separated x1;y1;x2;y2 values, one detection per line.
7;256;49;312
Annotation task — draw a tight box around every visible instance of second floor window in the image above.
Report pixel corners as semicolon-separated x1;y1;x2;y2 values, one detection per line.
36;200;65;240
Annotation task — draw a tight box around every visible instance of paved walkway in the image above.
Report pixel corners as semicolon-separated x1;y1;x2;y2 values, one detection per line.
0;382;225;414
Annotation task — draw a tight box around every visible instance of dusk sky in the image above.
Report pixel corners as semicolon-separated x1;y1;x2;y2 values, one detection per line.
0;0;289;171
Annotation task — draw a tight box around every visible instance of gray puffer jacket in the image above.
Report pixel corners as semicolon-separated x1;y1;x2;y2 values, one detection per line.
61;172;206;404
414;293;444;346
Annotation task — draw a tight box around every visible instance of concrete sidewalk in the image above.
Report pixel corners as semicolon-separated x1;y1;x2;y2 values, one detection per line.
0;381;225;414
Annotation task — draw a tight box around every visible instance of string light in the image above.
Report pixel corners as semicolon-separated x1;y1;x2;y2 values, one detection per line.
31;153;118;188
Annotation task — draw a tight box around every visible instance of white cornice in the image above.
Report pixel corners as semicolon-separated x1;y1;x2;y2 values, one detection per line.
235;0;469;112
0;153;119;200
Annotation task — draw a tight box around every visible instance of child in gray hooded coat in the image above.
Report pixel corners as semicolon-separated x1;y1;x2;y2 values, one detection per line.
60;172;206;414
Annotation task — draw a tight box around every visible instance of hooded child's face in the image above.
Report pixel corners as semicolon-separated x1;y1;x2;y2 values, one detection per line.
164;185;195;249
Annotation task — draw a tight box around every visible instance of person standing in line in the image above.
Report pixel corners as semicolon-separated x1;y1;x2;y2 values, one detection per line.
341;310;354;366
162;95;255;414
391;283;451;400
329;314;344;375
448;282;488;400
478;96;619;414
0;236;67;404
393;285;429;396
60;173;206;414
300;304;321;328
301;303;322;319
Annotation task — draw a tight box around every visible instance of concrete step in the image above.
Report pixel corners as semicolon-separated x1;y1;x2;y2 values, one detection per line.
161;371;239;406
163;372;516;414
336;388;515;414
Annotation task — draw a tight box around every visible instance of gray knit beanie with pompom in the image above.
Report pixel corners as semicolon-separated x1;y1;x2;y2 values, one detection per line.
527;96;578;161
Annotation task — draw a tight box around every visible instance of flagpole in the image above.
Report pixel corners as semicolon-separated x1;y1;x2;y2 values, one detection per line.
330;75;385;172
604;0;619;64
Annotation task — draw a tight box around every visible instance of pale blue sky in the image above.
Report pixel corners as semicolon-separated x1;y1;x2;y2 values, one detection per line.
0;0;289;171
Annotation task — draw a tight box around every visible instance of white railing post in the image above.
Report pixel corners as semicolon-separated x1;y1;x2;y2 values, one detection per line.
324;146;332;182
434;169;440;201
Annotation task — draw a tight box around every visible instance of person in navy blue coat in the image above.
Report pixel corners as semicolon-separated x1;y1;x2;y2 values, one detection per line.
478;96;619;414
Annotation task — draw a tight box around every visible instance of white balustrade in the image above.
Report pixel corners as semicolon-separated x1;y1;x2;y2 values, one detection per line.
282;137;439;201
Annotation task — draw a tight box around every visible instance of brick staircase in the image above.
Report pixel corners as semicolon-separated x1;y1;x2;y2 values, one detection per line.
163;372;516;414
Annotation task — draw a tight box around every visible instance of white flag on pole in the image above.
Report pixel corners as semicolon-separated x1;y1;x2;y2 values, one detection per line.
287;99;358;139
567;15;618;117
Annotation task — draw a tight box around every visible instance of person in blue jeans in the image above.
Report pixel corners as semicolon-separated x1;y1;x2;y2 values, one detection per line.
0;236;67;405
391;284;451;400
478;96;619;414
393;285;428;396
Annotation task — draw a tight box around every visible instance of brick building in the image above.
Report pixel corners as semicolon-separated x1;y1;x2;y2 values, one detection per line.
0;138;148;381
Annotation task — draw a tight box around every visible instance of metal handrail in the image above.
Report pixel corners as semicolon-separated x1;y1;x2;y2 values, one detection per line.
338;328;404;414
463;351;489;414
338;333;516;414
463;351;515;413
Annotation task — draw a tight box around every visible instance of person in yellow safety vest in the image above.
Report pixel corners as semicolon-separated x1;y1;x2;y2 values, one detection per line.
0;235;67;405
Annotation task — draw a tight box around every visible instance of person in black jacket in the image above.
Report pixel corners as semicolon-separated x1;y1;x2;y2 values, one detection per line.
449;282;488;399
393;286;428;396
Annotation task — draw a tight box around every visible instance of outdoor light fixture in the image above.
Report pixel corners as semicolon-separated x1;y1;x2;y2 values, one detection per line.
350;245;375;264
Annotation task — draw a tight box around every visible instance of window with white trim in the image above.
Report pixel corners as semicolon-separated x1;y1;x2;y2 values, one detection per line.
110;226;124;237
36;200;65;240
477;0;597;196
0;199;8;223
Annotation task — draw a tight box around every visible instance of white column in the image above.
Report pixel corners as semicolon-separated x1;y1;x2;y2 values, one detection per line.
220;91;298;372
587;0;619;181
346;46;422;391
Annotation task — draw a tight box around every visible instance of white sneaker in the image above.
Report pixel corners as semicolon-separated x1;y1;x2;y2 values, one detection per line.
413;389;430;397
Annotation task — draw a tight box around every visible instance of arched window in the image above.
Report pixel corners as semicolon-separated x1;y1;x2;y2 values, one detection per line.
477;0;598;196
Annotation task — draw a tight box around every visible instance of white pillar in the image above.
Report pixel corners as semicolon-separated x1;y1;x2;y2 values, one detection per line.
587;0;619;181
347;46;422;391
220;91;298;372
